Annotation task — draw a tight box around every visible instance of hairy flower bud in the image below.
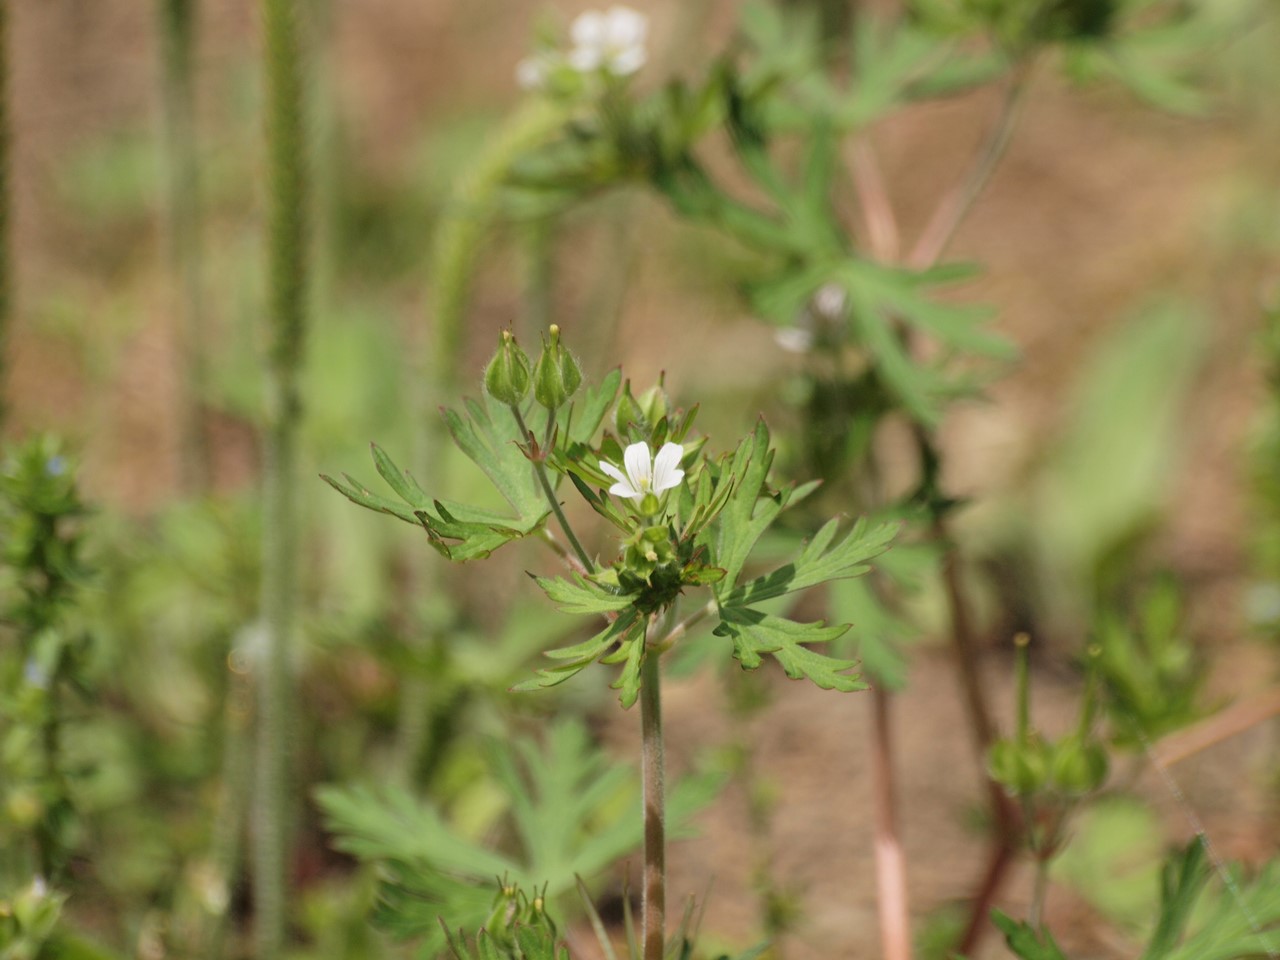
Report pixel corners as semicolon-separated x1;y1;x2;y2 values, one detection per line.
533;324;583;410
615;381;647;437
484;330;531;406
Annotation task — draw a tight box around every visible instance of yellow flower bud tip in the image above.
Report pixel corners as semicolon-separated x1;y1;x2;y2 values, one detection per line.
502;329;513;344
1014;632;1030;649
549;323;560;339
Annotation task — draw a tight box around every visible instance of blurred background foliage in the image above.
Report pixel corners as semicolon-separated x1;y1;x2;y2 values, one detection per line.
0;0;1278;958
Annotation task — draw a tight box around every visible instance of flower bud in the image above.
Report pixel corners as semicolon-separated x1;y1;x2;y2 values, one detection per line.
532;324;582;410
637;383;667;424
615;381;647;437
987;736;1049;798
1048;734;1109;796
484;330;532;406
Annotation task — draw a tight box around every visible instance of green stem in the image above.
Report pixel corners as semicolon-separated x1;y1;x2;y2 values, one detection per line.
158;0;210;493
511;404;594;574
640;640;666;960
256;0;308;954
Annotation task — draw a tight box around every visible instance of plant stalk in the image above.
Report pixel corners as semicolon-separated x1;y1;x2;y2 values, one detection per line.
870;686;912;960
640;640;666;960
256;0;308;954
158;0;210;493
908;65;1031;270
511;404;595;574
0;0;10;430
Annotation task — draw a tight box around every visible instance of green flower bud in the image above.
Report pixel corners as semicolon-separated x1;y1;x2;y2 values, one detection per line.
1048;734;1109;796
615;381;647;437
637;383;667;424
484;330;531;406
532;324;582;410
987;736;1050;798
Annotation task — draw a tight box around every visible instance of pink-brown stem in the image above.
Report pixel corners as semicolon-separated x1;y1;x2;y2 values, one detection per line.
871;686;912;960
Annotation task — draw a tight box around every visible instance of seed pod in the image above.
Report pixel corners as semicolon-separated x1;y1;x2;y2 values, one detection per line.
1048;734;1109;796
533;324;583;410
484;330;532;406
987;736;1050;798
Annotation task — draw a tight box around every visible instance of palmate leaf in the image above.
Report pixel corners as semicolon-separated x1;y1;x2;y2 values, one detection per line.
702;420;817;595
992;912;1070;960
320;721;721;955
725;517;898;607
324;390;559;559
532;574;634;616
748;258;1012;425
511;610;645;705
713;605;865;692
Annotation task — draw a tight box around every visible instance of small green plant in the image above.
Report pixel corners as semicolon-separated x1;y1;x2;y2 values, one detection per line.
327;325;896;958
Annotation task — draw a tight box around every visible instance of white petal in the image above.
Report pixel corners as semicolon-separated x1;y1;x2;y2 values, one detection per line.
609;45;646;75
571;11;606;48
651;442;685;493
605;7;647;46
601;458;640;499
812;282;847;319
568;46;604;71
623;441;652;491
609;480;643;499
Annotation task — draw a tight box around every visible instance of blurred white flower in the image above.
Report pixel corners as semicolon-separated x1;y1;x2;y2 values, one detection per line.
774;327;815;353
568;6;648;76
601;441;684;500
812;282;847;320
516;55;551;91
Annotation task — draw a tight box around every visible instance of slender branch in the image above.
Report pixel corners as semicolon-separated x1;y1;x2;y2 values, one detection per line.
870;686;912;960
640;635;666;960
850;139;901;263
511;404;595;574
650;598;717;654
908;64;1032;270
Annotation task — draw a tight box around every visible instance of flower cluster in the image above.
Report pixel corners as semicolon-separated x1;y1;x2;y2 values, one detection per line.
517;6;648;92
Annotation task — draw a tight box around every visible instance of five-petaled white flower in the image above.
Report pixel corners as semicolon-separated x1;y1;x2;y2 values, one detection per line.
568;6;648;76
601;441;684;501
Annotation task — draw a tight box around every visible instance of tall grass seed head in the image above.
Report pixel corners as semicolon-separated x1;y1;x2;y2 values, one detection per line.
484;330;532;406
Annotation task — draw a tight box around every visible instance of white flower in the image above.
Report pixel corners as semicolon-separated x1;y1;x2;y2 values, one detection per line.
567;6;648;76
774;327;814;353
516;55;551;91
600;441;684;500
811;283;847;320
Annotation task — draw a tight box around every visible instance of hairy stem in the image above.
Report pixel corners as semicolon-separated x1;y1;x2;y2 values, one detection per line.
256;0;308;953
640;641;666;960
511;404;595;574
871;686;912;960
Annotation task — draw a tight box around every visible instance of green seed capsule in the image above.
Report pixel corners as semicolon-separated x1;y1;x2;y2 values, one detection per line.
533;324;583;410
484;330;532;405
